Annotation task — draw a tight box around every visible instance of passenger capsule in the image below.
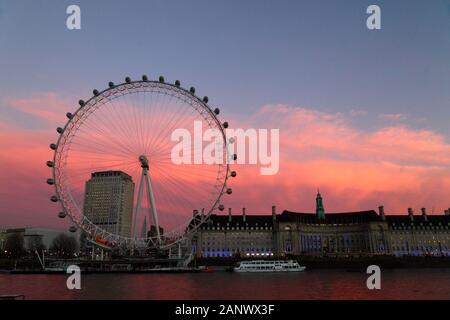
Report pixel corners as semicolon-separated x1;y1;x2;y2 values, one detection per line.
230;171;237;177
66;112;73;119
46;161;54;167
69;226;77;233
108;81;115;88
203;96;209;103
56;127;64;134
159;76;165;83
218;204;225;211
226;188;232;195
223;122;229;129
125;77;131;83
175;80;181;87
58;212;67;219
50;195;59;202
78;100;85;107
93;89;99;96
232;154;237;161
214;108;220;115
142;75;148;81
46;178;54;185
50;143;57;150
190;87;195;94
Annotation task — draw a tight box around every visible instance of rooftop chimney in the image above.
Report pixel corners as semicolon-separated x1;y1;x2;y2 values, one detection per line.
408;208;414;222
378;205;385;221
421;207;428;222
242;207;246;223
228;208;232;222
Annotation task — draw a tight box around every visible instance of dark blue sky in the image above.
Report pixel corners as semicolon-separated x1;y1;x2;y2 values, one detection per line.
0;0;449;134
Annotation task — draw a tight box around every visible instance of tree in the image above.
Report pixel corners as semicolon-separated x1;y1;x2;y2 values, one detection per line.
4;233;25;258
50;234;78;258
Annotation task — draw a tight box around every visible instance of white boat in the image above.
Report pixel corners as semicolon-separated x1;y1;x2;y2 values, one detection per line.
233;260;306;273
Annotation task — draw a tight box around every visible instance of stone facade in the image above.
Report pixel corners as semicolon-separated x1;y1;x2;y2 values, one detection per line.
192;208;277;258
192;194;450;258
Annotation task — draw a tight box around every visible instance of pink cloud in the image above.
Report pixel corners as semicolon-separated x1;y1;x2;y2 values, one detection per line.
2;92;72;124
1;96;450;232
0;120;69;229
222;104;450;215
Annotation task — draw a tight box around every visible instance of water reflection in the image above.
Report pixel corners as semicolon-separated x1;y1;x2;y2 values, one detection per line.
0;269;449;300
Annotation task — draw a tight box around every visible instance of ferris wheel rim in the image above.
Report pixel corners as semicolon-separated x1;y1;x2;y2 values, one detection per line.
48;76;233;249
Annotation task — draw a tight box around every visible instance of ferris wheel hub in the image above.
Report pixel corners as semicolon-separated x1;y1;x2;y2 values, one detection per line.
139;155;149;169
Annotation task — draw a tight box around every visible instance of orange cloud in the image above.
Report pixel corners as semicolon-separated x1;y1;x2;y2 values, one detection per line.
1;96;450;231
222;104;450;215
3;92;72;124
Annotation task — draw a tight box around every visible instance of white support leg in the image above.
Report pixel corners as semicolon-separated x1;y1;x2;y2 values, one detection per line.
144;168;161;244
133;170;145;238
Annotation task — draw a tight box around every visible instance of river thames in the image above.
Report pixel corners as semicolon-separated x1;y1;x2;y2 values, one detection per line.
0;268;449;299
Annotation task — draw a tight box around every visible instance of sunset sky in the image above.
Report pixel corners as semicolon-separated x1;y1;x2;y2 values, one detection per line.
0;0;449;230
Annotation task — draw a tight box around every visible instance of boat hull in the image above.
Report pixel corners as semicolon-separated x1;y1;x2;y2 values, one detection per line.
233;267;306;273
233;260;306;273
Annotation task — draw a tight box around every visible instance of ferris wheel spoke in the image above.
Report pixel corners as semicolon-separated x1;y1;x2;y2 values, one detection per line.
151;165;217;203
138;90;152;154
151;149;224;170
88;106;134;147
65;155;132;163
124;91;146;153
64;158;138;170
69;136;135;159
63;158;137;171
115;95;142;153
144;92;177;155
60;162;139;183
106;93;142;153
149;91;189;154
152;109;213;159
150;140;226;164
135;89;146;154
142;89;164;154
87;105;138;156
148;100;198;157
65;149;131;163
152;179;199;217
142;90;154;156
81;110;138;157
152;164;211;196
155;174;217;206
144;90;161;155
72;131;134;157
107;96;142;152
153;163;221;181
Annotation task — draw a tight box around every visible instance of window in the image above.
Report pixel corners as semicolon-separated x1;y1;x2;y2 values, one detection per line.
285;240;292;253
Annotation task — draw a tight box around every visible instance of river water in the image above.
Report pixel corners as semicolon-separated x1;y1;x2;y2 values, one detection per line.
0;269;449;300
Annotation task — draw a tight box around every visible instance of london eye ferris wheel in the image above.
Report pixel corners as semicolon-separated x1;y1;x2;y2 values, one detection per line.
46;75;236;249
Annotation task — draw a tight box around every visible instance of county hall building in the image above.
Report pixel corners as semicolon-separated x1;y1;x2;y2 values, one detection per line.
191;192;450;258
